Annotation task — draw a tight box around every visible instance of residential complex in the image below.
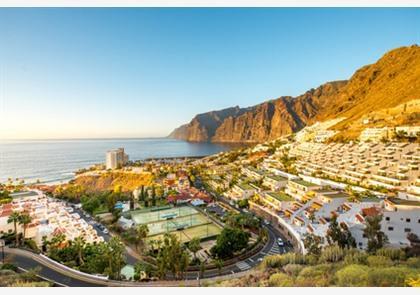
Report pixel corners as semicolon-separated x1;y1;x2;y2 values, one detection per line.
106;148;129;170
0;190;103;246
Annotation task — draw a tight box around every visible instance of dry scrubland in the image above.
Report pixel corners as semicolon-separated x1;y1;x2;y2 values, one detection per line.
209;247;420;287
74;172;154;192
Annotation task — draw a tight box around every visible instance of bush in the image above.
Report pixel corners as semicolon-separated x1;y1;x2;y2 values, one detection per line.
295;264;335;287
405;257;420;269
376;248;406;261
343;251;368;265
319;245;345;263
283;264;304;277
268;273;294;287
262;253;306;269
24;239;40;252
367;255;394;267
367;267;417;287
0;263;18;271
305;254;319;265
335;264;369;286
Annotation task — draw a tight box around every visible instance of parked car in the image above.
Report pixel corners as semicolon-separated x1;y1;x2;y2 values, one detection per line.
277;238;284;247
263;219;270;225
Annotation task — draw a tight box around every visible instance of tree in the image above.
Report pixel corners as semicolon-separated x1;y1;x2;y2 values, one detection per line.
188;237;201;261
151;186;156;207
156;233;190;280
135;224;149;253
134;261;154;281
139;185;145;202
364;215;388;253
73;236;86;265
18;213;32;240
210;227;250;259
7;211;21;245
326;215;356;249
104;237;126;280
303;234;323;256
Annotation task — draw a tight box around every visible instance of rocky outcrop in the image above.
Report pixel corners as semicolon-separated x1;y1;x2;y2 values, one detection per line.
169;45;420;142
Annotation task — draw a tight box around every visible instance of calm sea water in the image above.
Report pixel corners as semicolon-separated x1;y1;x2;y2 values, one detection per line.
0;138;240;184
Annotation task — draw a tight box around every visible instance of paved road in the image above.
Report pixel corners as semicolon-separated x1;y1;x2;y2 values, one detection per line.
4;248;104;287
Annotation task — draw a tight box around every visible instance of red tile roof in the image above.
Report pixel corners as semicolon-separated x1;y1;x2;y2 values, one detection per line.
361;207;380;217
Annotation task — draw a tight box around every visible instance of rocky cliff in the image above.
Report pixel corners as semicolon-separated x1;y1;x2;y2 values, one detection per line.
169;45;420;142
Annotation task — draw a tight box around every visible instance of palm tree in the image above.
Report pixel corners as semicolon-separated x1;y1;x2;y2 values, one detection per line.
73;236;86;265
19;213;32;240
7;212;21;245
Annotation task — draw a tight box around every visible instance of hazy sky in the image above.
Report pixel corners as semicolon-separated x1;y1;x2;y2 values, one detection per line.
1;8;419;139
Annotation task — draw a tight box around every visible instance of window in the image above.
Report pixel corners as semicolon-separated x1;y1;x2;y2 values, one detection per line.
388;227;394;231
404;228;411;233
406;218;411;223
385;216;390;221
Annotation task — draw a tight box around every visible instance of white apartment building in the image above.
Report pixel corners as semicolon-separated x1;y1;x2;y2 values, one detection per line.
106;148;129;169
382;197;420;247
359;127;391;142
396;126;420;137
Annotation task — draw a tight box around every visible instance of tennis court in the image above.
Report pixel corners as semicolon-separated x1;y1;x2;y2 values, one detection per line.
132;205;222;244
147;213;210;236
147;223;222;244
131;206;198;225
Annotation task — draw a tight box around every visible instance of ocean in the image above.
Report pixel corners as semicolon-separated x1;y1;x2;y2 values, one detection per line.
0;138;241;184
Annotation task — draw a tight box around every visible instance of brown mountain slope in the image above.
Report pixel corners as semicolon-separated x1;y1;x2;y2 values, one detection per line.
169;45;420;142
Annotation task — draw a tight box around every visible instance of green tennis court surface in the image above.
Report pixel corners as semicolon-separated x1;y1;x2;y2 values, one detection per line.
131;205;222;244
131;206;198;225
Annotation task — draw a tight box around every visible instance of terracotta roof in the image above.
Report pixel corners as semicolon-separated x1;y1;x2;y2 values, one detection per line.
361;207;380;217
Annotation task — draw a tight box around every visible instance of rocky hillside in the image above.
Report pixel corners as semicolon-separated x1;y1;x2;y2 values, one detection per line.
169;45;420;142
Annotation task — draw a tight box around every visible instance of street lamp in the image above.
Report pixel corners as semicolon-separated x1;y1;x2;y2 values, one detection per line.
0;239;5;264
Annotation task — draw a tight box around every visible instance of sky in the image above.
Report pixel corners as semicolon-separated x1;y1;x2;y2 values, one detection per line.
0;8;419;139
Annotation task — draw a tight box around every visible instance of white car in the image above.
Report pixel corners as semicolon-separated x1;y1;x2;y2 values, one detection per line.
277;238;284;247
103;228;109;234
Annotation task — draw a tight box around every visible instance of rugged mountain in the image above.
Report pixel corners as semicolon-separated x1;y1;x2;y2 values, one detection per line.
169;45;420;142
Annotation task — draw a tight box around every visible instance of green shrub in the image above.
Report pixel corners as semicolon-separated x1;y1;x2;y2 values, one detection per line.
262;253;306;269
0;263;18;271
319;245;345;263
295;264;335;287
376;248;406;261
343;251;368;265
405;257;420;269
261;255;284;269
268;273;294;287
335;264;369;286
367;255;394;267
367;267;417;287
305;254;319;265
24;239;40;252
283;264;304;277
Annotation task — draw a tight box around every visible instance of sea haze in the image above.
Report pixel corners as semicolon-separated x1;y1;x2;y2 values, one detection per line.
0;138;241;184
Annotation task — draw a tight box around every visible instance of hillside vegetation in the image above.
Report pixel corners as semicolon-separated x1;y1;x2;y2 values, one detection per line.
209;246;420;287
73;172;154;193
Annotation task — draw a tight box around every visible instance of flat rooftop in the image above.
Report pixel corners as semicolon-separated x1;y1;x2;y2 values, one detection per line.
290;179;318;187
265;192;294;202
10;191;39;198
387;197;420;207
